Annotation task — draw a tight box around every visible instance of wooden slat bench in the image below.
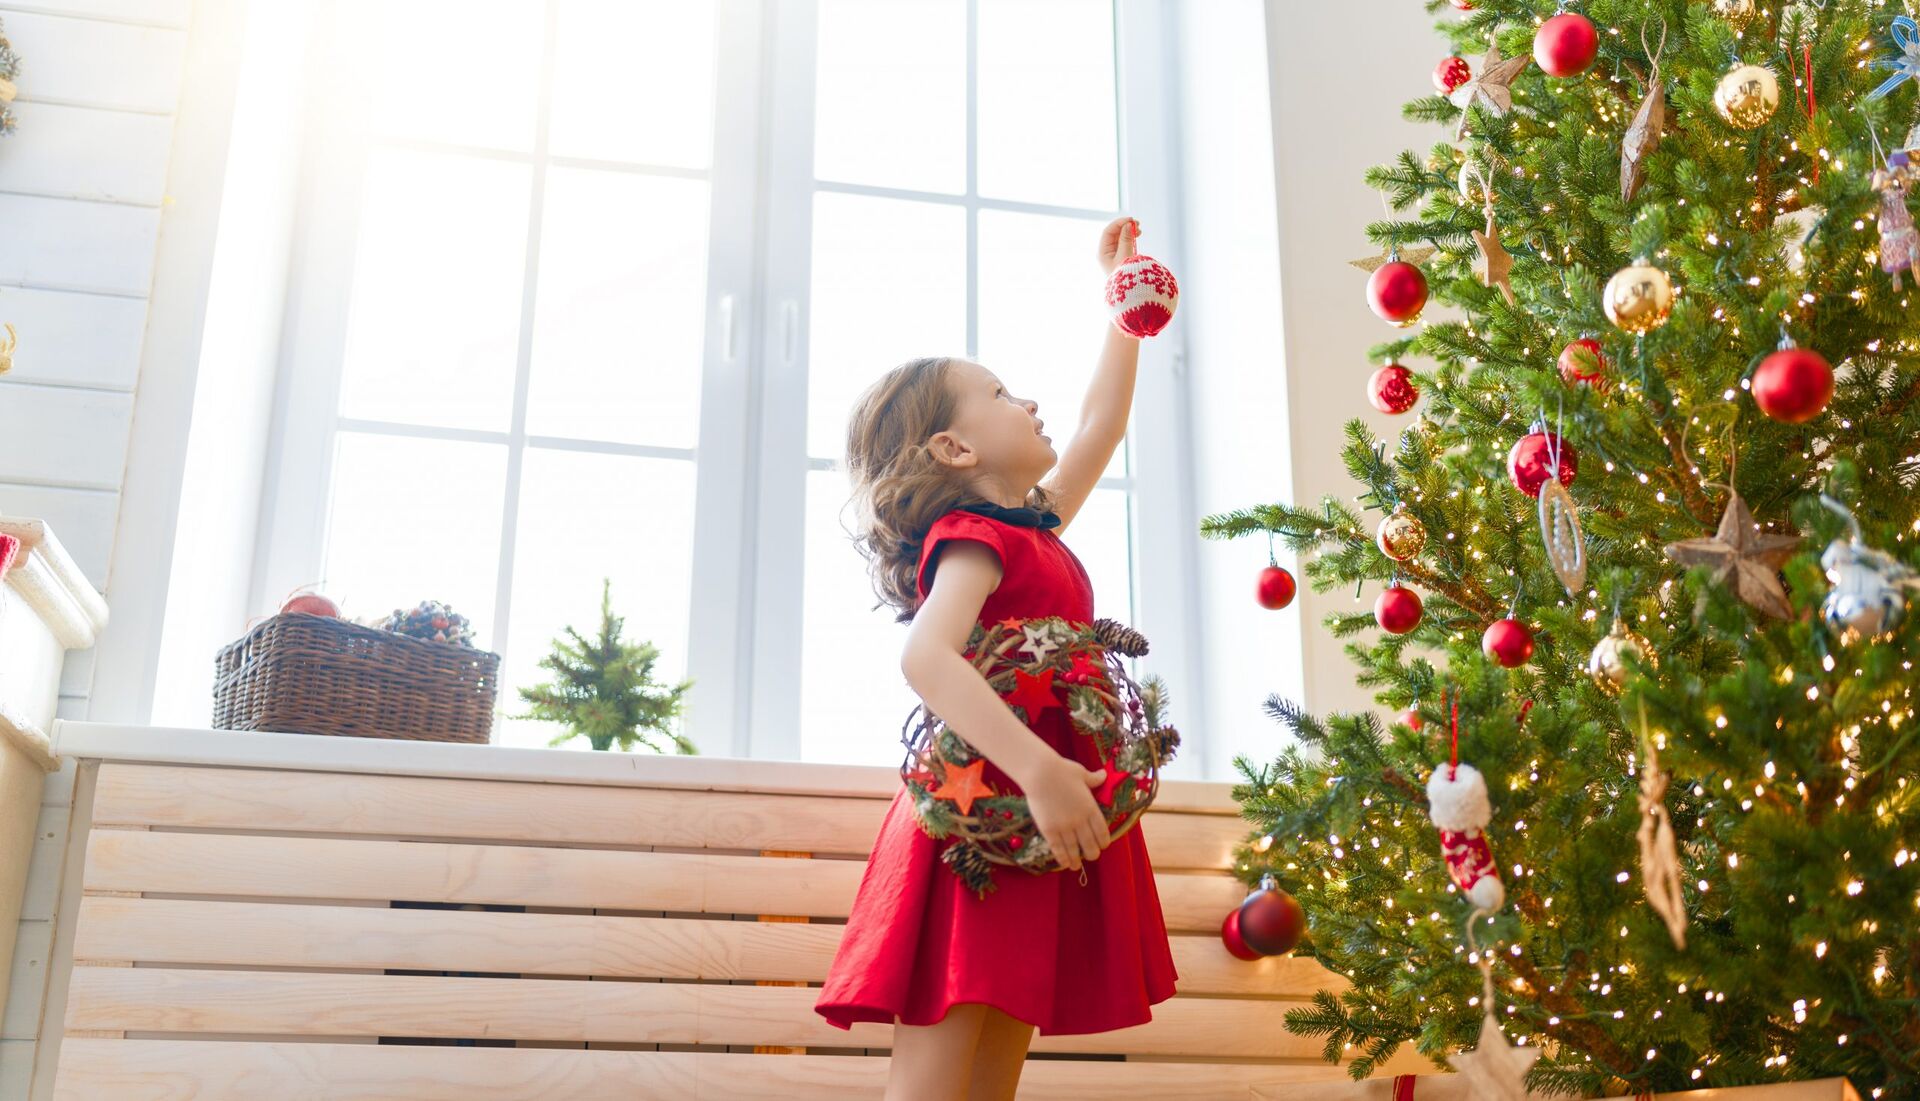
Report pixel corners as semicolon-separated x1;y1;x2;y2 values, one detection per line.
37;723;1424;1099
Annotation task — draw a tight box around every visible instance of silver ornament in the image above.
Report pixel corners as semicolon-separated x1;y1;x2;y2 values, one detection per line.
1539;476;1587;595
1819;496;1920;645
1587;619;1653;694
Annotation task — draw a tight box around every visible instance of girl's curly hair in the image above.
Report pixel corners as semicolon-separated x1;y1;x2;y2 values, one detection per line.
844;357;1050;622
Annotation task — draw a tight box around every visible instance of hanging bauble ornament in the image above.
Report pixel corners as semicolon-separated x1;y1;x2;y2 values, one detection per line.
1539;477;1587;595
1603;261;1674;333
1714;62;1780;130
1819;496;1920;646
1711;0;1756;28
1376;506;1428;562
1534;12;1599;78
1400;706;1425;731
1257;565;1298;610
1449;0;1475;8
1366;259;1429;326
1428;761;1506;911
1458;157;1492;204
1507;428;1578;498
1587;618;1653;693
1222;872;1306;958
1375;585;1424;634
1751;335;1834;424
1105;253;1180;338
1434;55;1473;95
1482;618;1535;668
1368;363;1420;414
1557;336;1609;390
1621;29;1667;204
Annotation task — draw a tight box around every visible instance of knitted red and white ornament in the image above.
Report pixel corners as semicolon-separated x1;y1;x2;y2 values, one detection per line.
1105;254;1180;338
1426;695;1506;912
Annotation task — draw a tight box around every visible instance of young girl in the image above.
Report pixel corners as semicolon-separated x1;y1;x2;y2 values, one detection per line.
813;216;1178;1100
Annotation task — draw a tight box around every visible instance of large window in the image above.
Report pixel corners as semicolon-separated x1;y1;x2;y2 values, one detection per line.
258;0;1186;761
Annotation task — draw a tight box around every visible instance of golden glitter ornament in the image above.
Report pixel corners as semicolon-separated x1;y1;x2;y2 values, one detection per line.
1710;0;1755;28
1586;618;1654;694
1714;62;1779;130
1376;506;1428;562
1603;260;1674;333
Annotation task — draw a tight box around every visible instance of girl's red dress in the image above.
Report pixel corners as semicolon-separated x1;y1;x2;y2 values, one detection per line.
813;506;1180;1036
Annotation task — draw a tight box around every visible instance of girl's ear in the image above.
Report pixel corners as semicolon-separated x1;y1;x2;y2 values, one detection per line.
926;430;977;469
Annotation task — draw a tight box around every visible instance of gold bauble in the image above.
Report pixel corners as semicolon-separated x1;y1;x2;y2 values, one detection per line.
1603;262;1674;333
1376;507;1428;562
1710;0;1756;28
1587;620;1654;694
1714;63;1779;130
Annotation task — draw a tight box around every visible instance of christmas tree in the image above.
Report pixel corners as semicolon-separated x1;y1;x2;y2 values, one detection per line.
1203;1;1920;1094
515;579;695;753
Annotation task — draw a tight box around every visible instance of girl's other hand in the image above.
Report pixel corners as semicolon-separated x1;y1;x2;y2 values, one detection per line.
1022;753;1112;871
1097;215;1140;274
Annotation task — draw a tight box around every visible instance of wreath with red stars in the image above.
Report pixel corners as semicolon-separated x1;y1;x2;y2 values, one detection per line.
899;616;1180;899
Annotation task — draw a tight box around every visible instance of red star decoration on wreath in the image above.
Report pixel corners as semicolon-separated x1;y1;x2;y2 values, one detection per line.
996;616;1026;631
929;758;995;816
903;768;936;787
1092;761;1130;807
1063;651;1105;686
1005;668;1061;720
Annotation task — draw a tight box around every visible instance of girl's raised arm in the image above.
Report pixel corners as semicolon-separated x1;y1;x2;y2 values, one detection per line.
1041;216;1142;532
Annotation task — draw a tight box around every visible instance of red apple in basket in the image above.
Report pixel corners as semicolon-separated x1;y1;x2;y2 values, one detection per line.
281;591;342;618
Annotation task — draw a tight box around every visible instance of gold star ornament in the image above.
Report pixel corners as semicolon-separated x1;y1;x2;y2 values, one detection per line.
1665;489;1803;619
1348;244;1436;274
1450;45;1532;138
1447;1013;1541;1101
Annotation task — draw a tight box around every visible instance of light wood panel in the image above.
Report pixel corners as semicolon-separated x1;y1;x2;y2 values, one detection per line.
64;968;1329;1060
0;102;173;206
0;194;160;297
72;896;1346;998
0;286;149;393
82;830;1249;933
0;386;132;492
0;11;188;113
89;763;1253;870
52;1039;1361;1101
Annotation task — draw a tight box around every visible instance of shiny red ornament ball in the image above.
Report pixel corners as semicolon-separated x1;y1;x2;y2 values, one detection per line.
1449;0;1475;8
1257;565;1298;610
1534;12;1598;77
1366;261;1428;325
1368;363;1420;414
1482;618;1535;668
1507;430;1578;498
1237;886;1307;957
1433;56;1473;94
1400;707;1425;731
1221;908;1263;961
281;592;341;618
1375;585;1424;634
1557;337;1609;390
1752;346;1835;424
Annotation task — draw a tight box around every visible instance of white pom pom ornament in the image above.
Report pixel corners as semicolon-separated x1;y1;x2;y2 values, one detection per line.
1105;254;1180;338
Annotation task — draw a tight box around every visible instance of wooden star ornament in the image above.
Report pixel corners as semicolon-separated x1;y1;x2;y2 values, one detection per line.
1664;489;1803;619
929;757;995;816
1446;1013;1541;1101
1472;208;1515;305
1449;45;1532;138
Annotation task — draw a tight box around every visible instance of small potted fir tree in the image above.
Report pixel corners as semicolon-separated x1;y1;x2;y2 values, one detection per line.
515;579;695;753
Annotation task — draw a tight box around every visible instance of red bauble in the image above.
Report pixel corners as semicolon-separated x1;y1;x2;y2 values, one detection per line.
281;592;341;618
1507;430;1578;498
1237;886;1307;956
1534;12;1598;77
1375;585;1424;634
1257;565;1298;610
1482;618;1535;668
1368;363;1420;414
1400;707;1425;731
1752;346;1835;424
1449;0;1475;8
1366;261;1429;325
1557;337;1609;390
1220;908;1263;961
1433;56;1473;94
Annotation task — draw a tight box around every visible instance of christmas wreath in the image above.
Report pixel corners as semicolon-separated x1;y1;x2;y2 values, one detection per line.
899;616;1180;899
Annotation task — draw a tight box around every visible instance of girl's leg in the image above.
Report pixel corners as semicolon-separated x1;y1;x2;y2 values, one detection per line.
885;1003;987;1101
964;1005;1036;1101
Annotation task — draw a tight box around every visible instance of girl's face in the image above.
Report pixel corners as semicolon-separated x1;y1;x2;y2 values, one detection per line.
929;359;1056;496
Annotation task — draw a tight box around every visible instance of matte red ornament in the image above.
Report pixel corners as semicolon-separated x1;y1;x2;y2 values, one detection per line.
1366;260;1428;325
1507;430;1578;498
1433;56;1473;94
1482;618;1535;668
1534;12;1598;77
1752;346;1834;424
1220;908;1263;961
281;592;341;618
1557;336;1609;390
1375;585;1424;634
1105;254;1180;338
1368;363;1420;414
1256;565;1298;610
1238;882;1307;957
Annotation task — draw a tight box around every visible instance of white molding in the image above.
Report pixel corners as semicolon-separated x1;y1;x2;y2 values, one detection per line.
0;519;107;651
49;720;1241;812
0;704;58;774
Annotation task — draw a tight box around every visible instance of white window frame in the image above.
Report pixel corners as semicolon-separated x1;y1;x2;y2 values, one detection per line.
252;0;1207;763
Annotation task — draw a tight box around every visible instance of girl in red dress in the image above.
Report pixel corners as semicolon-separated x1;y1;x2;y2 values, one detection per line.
813;216;1178;1100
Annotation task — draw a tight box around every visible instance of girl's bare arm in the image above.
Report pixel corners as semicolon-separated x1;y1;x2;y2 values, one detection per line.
1042;217;1142;531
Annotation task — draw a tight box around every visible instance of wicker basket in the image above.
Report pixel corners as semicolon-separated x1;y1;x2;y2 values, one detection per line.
212;613;501;743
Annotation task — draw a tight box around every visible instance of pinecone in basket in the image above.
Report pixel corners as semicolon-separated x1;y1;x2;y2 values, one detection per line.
1091;617;1150;657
